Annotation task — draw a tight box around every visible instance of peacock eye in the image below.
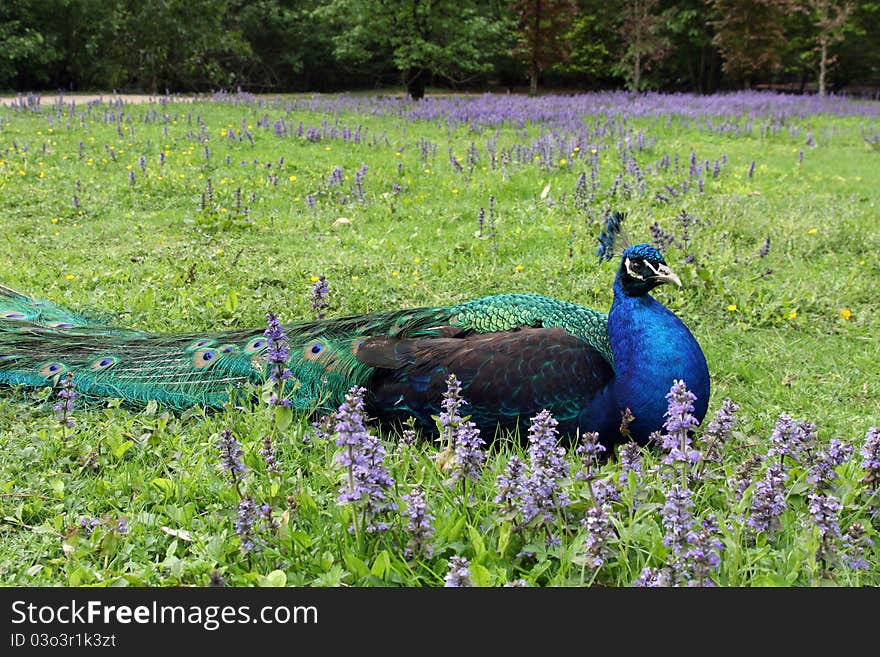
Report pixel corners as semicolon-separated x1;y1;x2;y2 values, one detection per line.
630;260;643;272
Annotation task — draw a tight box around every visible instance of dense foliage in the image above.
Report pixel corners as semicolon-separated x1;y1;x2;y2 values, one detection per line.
1;0;878;96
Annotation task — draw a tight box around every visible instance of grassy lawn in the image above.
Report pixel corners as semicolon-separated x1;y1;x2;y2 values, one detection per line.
1;90;878;586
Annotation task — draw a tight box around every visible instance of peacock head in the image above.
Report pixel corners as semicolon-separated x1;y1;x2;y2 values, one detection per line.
616;244;681;297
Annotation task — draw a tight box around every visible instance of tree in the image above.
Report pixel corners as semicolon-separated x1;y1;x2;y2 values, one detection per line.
615;0;671;91
658;0;723;93
512;0;577;95
798;0;852;96
706;0;799;88
323;0;511;99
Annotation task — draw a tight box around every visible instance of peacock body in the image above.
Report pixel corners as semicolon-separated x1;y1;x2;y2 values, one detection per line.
0;228;710;446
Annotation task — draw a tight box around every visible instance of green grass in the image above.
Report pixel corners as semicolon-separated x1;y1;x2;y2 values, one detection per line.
0;92;878;586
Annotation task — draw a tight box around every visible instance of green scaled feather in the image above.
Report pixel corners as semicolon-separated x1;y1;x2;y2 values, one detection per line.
0;287;610;413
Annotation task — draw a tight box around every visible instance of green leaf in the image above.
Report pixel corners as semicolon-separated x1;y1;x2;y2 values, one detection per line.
370;550;391;579
343;553;370;578
274;404;293;432
468;525;487;561
498;523;511;557
50;479;64;498
258;570;288;587
112;439;135;459
469;563;491;587
151;478;175;498
224;290;239;314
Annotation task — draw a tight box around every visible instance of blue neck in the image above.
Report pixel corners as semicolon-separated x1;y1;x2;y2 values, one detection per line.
579;277;710;445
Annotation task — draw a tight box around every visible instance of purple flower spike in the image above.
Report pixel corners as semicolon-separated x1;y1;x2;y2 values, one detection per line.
334;386;396;533
402;485;434;560
444;556;473;587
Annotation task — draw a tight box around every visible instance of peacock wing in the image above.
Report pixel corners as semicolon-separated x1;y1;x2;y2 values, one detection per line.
356;326;614;433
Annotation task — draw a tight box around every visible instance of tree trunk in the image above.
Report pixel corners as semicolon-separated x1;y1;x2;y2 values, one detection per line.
406;67;427;100
529;0;542;96
632;51;641;92
818;38;828;97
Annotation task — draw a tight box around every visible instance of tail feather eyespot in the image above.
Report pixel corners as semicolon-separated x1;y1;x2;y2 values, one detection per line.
244;337;268;354
39;362;68;378
304;340;326;361
193;349;217;368
90;356;118;371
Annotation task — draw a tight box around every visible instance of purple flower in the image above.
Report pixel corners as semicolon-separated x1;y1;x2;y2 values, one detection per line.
683;514;724;587
310;275;329;319
353;163;368;200
334;386;396;533
859;427;880;489
841;523;873;571
263;312;292;405
519;410;570;541
259;435;280;474
617;441;643;488
767;413;813;465
633;567;669;587
451;419;486;484
327;165;344;187
575;431;605;484
660;380;701;471
580;504;615;570
746;463;788;537
444;556;473;587
807;439;853;490
808;493;841;540
235;498;260;554
591;478;620;506
217;428;247;481
699;398;739;467
727;453;763;503
661;484;694;560
759;236;770;258
650;221;675;253
494;455;526;521
438;373;465;447
402;485;434;559
79;516;100;537
54;372;77;432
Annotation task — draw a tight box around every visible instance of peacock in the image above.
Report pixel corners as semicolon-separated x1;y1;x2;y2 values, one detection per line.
0;213;709;447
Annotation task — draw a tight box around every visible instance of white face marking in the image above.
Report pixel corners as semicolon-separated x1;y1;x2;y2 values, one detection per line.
625;257;664;281
624;257;644;280
643;260;661;276
625;257;661;280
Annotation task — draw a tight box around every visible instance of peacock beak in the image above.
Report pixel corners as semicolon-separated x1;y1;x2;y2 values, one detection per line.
653;264;682;287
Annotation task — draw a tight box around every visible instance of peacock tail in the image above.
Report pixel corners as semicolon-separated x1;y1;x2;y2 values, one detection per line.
0;284;610;421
